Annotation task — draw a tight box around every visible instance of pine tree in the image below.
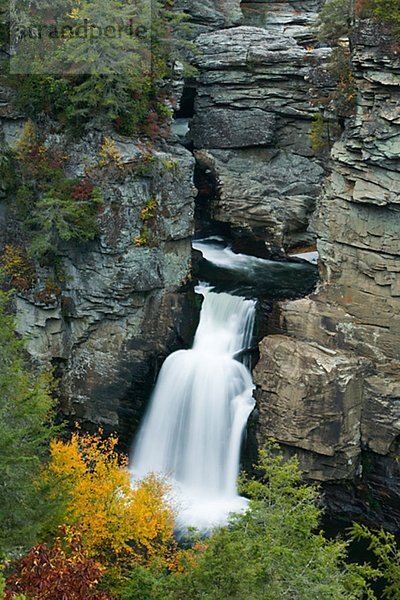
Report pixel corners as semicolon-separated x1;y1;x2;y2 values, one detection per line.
0;290;59;557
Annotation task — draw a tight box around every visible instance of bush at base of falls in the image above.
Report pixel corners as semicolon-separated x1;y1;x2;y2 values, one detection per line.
43;431;178;570
158;446;371;599
118;444;400;600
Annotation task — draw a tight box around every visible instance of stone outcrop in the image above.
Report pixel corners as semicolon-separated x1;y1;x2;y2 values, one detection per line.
175;0;242;35
190;23;329;249
241;0;323;42
254;23;400;528
255;335;367;481
0;119;198;446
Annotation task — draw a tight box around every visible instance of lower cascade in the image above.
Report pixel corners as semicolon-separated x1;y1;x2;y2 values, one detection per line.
130;285;256;531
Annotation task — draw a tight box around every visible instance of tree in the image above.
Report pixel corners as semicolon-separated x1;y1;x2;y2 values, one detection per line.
12;120;103;261
317;0;353;43
0;290;59;557
27;187;103;259
7;0;192;135
319;0;400;43
45;431;177;568
357;0;400;36
154;444;372;600
350;524;400;599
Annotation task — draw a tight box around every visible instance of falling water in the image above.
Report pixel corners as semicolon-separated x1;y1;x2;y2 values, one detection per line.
131;285;256;532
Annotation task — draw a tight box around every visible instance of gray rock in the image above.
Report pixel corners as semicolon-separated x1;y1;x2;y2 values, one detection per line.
255;23;400;528
242;0;324;42
190;26;328;247
196;148;323;246
191;107;276;148
0;128;198;445
174;0;242;36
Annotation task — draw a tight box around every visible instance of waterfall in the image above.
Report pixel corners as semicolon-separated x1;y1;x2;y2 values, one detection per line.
130;285;256;531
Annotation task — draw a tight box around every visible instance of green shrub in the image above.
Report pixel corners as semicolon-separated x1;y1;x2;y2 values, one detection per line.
318;0;353;43
319;0;400;43
328;47;357;117
350;524;400;599
355;0;400;33
117;444;379;599
310;113;330;153
27;186;103;259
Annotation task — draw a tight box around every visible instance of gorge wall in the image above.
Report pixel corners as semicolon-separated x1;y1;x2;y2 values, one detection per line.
0;106;198;445
189;0;328;251
254;23;400;528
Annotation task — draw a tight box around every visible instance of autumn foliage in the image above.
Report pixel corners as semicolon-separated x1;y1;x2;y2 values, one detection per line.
45;431;177;568
5;526;111;600
1;244;36;291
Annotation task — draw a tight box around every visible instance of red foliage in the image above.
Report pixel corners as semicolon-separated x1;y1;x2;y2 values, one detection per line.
114;116;124;131
47;157;64;170
146;112;161;138
5;526;111;600
354;0;369;15
71;179;94;201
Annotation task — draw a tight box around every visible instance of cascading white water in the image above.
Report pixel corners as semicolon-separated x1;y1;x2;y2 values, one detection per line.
131;285;256;531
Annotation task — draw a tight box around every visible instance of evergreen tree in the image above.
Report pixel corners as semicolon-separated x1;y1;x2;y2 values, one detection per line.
0;290;59;557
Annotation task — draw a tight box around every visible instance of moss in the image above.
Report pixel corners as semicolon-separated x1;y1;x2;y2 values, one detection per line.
356;0;400;34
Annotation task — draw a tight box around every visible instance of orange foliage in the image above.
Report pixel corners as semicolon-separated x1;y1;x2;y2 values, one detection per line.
45;431;177;568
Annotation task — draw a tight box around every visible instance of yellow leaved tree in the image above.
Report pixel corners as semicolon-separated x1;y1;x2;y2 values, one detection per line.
45;431;177;569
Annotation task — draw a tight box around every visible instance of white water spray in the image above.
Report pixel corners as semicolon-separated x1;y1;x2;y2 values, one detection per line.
131;285;256;531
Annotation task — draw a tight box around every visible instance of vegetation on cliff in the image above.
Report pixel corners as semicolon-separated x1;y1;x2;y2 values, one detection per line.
1;0;191;137
318;0;400;41
311;0;399;152
12;121;104;262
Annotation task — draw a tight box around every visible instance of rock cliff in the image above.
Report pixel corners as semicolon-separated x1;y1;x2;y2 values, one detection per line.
0;112;197;446
189;2;328;251
254;22;400;528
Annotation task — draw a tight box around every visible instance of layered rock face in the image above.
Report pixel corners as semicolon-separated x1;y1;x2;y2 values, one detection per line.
189;3;328;249
254;24;400;528
0;118;197;446
175;0;242;34
241;0;322;42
